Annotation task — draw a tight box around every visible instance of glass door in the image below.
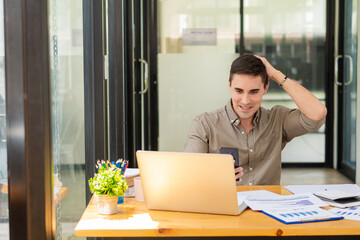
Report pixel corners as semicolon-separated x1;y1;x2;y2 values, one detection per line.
158;0;241;152
158;0;328;166
336;0;357;180
120;0;157;165
48;0;86;239
243;0;327;164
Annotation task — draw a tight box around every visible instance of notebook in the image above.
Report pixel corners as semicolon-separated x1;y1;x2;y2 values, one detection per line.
136;150;247;215
314;190;360;208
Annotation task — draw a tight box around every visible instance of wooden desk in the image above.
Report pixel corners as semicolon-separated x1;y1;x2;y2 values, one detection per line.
1;182;68;206
54;187;68;205
75;185;360;238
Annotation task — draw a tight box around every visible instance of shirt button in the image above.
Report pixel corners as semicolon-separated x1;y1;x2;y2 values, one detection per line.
235;119;240;125
241;131;245;134
249;182;252;185
249;149;253;153
249;167;253;171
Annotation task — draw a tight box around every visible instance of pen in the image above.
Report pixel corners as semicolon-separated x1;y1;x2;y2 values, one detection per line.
95;159;99;170
120;160;126;173
96;159;103;170
101;160;107;169
123;160;129;174
116;159;122;168
300;216;333;221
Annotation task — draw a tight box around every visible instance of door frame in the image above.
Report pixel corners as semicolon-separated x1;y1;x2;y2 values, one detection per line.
357;1;360;184
116;0;158;166
335;0;357;181
4;0;53;238
238;0;336;168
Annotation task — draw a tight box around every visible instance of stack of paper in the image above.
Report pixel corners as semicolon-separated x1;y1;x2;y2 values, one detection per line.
244;192;343;224
285;184;360;209
314;190;360;208
285;184;360;195
124;168;140;187
244;193;328;211
237;195;248;215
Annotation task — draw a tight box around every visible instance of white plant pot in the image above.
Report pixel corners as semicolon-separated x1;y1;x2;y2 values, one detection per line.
96;195;118;215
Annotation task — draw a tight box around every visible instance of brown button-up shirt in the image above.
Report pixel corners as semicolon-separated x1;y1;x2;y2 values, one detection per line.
184;100;325;185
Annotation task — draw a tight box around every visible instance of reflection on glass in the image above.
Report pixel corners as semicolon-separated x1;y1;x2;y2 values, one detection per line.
159;0;240;54
158;0;326;164
244;0;326;163
158;0;240;151
0;0;8;238
243;0;326;92
342;0;357;168
48;0;85;239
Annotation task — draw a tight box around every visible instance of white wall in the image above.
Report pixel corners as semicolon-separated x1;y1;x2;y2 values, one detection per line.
158;53;235;151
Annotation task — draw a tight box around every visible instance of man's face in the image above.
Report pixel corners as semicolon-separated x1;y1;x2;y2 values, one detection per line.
229;74;269;122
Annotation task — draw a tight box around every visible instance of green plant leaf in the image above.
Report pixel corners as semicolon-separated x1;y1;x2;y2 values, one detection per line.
89;164;128;197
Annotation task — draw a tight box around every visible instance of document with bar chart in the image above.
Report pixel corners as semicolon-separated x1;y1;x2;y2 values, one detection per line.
262;206;343;224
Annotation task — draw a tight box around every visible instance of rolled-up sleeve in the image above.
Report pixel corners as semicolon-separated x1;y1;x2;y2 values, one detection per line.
184;115;209;153
283;107;325;142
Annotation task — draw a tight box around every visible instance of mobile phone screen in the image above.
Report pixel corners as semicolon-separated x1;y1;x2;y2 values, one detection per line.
219;147;239;168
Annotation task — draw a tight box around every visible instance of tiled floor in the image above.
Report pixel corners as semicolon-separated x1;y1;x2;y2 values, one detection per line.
281;168;354;185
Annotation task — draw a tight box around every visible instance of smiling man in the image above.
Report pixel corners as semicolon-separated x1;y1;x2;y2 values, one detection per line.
184;54;327;185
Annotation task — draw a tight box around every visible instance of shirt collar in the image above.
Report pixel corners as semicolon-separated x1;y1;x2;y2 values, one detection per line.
226;100;239;125
253;108;261;124
226;99;261;126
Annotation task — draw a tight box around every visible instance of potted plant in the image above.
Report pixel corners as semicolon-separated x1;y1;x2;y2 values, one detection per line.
88;164;128;214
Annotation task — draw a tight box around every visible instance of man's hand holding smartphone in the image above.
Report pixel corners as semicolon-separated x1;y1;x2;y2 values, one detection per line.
235;166;243;182
219;147;243;182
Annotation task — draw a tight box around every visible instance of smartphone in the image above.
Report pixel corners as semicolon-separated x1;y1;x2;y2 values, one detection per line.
219;147;239;168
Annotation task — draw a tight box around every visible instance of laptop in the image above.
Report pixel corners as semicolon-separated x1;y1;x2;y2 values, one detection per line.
136;150;247;215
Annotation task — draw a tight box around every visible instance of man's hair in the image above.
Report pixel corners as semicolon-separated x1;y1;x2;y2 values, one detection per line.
229;54;268;87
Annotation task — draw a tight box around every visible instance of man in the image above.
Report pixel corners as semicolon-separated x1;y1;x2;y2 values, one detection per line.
184;54;327;185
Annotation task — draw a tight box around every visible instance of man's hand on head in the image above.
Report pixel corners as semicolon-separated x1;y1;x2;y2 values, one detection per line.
254;55;278;80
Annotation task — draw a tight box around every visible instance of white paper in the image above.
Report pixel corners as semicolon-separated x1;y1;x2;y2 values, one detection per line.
329;207;360;221
124;168;140;177
124;186;135;197
245;193;328;211
314;190;360;200
182;28;217;46
263;206;342;223
237;194;247;204
285;184;360;195
237;190;280;198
